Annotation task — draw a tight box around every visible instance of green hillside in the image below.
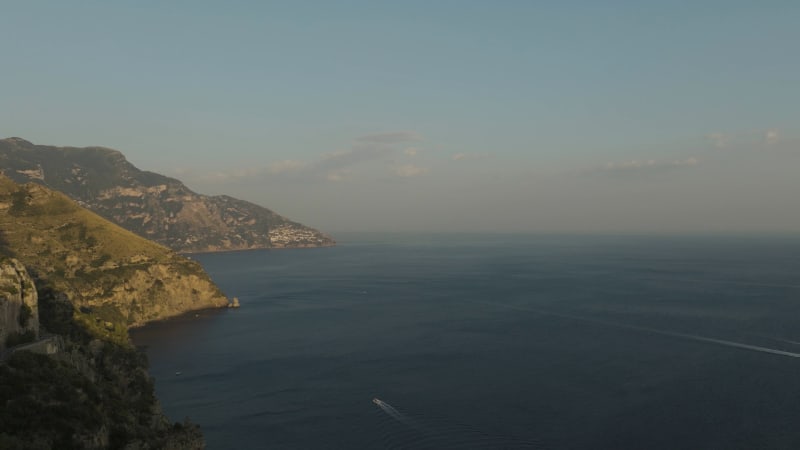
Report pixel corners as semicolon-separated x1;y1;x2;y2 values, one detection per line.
0;175;229;342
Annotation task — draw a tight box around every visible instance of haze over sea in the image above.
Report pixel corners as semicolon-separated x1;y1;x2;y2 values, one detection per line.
132;233;800;449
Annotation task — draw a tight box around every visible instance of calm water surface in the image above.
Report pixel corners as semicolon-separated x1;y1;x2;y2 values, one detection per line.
132;234;800;449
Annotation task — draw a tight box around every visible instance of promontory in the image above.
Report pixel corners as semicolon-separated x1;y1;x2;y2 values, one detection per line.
0;137;334;253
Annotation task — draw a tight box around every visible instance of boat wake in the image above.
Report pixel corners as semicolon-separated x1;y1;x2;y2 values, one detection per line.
476;301;800;359
373;398;418;429
371;398;539;449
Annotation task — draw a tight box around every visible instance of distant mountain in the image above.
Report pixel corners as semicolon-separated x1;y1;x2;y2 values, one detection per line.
0;137;334;253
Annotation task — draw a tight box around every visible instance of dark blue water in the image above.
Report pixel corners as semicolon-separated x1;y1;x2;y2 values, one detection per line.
132;234;800;449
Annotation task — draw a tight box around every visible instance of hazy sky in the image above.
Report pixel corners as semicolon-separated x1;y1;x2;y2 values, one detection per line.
2;1;798;233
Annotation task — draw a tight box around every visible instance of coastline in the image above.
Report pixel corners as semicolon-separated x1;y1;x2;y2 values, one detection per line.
129;304;231;334
181;242;336;256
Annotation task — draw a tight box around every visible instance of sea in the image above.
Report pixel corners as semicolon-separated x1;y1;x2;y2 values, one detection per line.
131;233;800;449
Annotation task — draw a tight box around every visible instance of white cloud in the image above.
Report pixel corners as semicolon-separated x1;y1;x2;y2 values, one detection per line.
393;164;429;177
403;147;419;157
765;128;780;145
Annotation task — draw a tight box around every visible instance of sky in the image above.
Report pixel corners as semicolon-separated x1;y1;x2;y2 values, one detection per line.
2;1;798;233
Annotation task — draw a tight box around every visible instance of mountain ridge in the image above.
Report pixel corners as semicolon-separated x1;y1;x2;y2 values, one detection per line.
0;137;334;253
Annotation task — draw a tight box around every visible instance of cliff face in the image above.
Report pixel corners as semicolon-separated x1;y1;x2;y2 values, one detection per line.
0;186;213;448
0;258;39;351
0;176;229;339
0;137;334;253
1;313;205;449
74;261;228;328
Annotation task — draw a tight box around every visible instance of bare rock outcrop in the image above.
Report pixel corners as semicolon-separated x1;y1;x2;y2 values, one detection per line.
0;258;39;351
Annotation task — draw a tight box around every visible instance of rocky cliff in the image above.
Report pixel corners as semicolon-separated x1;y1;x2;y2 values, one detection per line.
0;258;39;351
0;137;334;253
0;175;229;339
0;266;205;449
0;174;225;447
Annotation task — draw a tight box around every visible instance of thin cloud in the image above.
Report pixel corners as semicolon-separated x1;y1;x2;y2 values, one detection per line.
171;167;190;176
356;131;423;144
191;131;426;183
706;132;728;149
393;164;429;177
316;143;396;172
313;132;425;178
595;157;699;174
765;129;780;145
451;152;488;161
267;160;307;174
193;167;262;182
326;169;353;182
706;128;784;149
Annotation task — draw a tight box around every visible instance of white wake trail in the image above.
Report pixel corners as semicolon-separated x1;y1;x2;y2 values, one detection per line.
372;397;540;448
477;301;800;359
749;334;800;347
373;398;418;428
